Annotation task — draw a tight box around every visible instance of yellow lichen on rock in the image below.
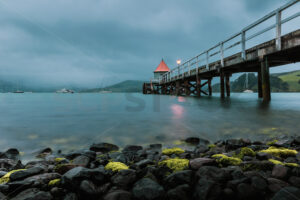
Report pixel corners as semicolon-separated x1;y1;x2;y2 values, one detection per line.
158;158;189;172
268;159;284;165
260;146;298;157
285;163;299;167
236;147;256;159
55;158;66;162
48;179;61;186
266;140;278;146
268;159;299;167
0;169;26;184
105;162;129;172
208;144;216;149
162;148;185;155
212;154;242;166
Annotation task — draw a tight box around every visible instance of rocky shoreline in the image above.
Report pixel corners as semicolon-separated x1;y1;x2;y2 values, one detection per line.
0;136;300;200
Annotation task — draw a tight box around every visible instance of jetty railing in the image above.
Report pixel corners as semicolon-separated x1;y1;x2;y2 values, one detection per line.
159;0;300;84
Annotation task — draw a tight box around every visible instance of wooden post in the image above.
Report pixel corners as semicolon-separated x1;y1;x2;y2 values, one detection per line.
225;75;230;97
220;72;225;98
257;66;263;98
184;80;191;96
208;78;212;96
261;57;271;101
175;81;180;96
196;76;201;97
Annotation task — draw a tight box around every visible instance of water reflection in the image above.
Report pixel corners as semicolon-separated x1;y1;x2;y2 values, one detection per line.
171;104;184;119
0;93;300;156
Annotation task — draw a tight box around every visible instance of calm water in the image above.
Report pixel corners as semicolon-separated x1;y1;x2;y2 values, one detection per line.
1;93;300;157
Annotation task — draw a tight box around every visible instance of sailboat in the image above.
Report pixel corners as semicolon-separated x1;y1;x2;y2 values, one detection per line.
13;81;24;93
243;73;254;93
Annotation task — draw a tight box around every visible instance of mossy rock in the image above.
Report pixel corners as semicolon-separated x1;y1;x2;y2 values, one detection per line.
104;162;129;172
235;147;256;159
212;154;242;166
0;169;26;184
158;158;189;172
259;147;298;158
48;178;61;187
266;140;278;146
162;148;185;155
241;161;273;171
54;164;79;174
268;159;299;168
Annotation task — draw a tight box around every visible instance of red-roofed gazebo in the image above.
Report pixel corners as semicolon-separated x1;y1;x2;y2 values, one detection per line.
154;59;170;79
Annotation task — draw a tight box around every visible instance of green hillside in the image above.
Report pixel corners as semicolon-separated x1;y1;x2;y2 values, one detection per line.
277;70;300;92
212;70;300;92
82;80;145;93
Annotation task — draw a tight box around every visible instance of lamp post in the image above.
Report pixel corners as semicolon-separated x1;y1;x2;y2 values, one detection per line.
176;59;181;77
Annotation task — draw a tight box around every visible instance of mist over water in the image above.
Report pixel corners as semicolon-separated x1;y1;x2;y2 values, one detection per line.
0;93;300;158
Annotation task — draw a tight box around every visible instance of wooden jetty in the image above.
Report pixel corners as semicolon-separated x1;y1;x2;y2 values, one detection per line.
143;0;300;102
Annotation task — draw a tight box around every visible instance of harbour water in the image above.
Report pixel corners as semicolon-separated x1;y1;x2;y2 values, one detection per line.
0;93;300;156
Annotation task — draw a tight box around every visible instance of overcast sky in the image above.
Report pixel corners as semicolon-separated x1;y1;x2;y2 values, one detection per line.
0;0;299;87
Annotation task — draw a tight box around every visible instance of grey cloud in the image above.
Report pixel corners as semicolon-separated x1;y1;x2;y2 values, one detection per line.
0;0;297;88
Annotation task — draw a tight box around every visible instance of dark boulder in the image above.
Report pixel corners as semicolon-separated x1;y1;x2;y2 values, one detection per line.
251;176;268;191
90;143;119;153
4;148;20;160
63;193;78;200
274;138;293;148
288;176;300;188
149;144;162;150
284;157;298;163
256;152;271;160
0;192;6;199
72;155;91;167
190;158;215;170
10;188;52;200
226;139;247;150
272;165;288;179
61;167;107;189
267;178;289;193
164;170;193;189
109;152;127;164
104;189;131;200
122;145;143;153
65;150;96;160
0;159;24;171
111;169;137;189
133;159;153;169
79;179;100;195
196;166;231;183
22;173;61;186
236;183;257;200
271;186;300;200
50;187;65;198
167;184;190;200
195;144;209;154
35;147;52;158
193;177;222;200
132;178;165;200
222;188;234;200
293;136;300;145
10;167;44;182
0;171;7;178
185;137;200;145
54;164;81;174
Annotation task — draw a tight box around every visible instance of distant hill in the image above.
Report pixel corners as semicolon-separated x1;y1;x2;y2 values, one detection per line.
0;79;88;93
276;70;300;92
82;80;145;93
212;70;300;92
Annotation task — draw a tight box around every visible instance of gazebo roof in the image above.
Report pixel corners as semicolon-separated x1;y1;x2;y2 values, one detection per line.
154;59;170;72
